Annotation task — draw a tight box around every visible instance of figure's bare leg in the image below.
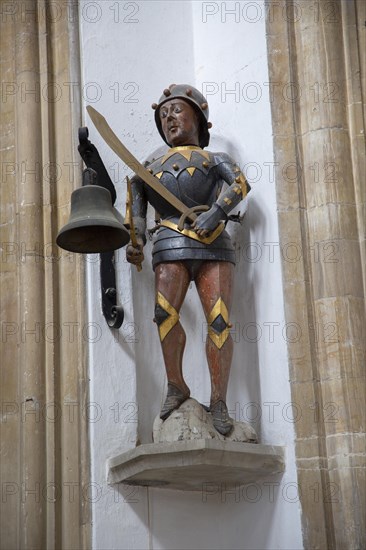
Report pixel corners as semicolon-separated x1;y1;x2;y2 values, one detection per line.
195;261;234;434
155;262;191;419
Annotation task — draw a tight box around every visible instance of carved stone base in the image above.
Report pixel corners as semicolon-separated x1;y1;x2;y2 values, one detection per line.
107;440;285;491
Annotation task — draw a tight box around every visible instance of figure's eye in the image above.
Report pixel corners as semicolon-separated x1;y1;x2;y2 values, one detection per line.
174;106;182;113
160;110;168;119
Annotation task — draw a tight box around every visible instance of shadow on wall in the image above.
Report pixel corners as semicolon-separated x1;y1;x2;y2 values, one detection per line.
230;196;265;442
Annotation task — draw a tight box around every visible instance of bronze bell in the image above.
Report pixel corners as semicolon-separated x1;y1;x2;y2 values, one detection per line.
56;168;130;253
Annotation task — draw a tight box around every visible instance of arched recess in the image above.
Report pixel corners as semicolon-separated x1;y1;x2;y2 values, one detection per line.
266;1;365;548
0;2;90;548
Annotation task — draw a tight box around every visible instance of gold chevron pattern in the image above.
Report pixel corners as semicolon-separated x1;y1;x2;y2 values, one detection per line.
161;145;210;165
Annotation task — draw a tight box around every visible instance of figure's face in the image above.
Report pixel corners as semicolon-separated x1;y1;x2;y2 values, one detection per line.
159;99;200;147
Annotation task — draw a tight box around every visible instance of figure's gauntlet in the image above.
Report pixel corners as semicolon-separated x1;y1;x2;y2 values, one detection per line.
216;172;249;215
193;204;226;232
126;236;144;265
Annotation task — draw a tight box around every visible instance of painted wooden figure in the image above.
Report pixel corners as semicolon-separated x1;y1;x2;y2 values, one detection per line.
126;84;250;435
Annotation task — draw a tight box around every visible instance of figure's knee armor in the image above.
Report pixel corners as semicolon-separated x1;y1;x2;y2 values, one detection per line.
207;298;231;349
154;291;179;341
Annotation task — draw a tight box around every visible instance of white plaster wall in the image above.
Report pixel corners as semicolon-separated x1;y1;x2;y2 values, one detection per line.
80;1;304;548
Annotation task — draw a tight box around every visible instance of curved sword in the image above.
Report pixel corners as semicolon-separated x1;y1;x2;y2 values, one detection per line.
86;105;198;224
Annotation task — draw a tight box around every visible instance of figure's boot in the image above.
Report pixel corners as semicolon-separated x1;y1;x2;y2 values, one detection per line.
160;382;190;420
210;400;233;436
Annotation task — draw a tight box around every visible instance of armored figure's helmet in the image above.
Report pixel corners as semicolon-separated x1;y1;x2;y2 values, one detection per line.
152;84;212;148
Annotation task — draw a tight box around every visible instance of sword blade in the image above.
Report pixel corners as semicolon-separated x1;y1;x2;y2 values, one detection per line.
86;106;196;222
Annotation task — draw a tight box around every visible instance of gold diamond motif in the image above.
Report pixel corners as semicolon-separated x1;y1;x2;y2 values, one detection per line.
207;298;231;349
156;291;179;341
186;167;196;177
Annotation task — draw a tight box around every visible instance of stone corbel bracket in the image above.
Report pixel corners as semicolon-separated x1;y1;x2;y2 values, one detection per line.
107;440;285;491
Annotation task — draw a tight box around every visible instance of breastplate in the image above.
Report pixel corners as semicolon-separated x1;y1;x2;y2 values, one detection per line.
145;147;222;218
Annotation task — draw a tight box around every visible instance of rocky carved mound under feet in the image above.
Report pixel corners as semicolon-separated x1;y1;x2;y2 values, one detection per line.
153;398;258;443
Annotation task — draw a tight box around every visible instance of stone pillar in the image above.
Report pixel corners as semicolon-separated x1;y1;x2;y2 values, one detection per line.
266;1;365;548
0;2;90;548
15;3;47;547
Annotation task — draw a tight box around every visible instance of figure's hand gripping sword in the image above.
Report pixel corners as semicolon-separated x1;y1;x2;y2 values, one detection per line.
86;106;208;226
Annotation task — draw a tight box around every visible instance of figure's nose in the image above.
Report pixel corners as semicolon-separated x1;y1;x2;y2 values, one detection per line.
167;109;176;120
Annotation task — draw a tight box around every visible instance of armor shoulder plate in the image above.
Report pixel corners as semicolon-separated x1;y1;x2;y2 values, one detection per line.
211;151;238;169
147;147;216;179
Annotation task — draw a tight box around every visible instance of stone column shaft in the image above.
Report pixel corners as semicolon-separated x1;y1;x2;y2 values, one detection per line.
15;5;47;546
0;2;90;548
266;1;365;548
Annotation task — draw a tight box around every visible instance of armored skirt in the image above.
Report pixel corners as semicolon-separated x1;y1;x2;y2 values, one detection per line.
152;216;236;269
